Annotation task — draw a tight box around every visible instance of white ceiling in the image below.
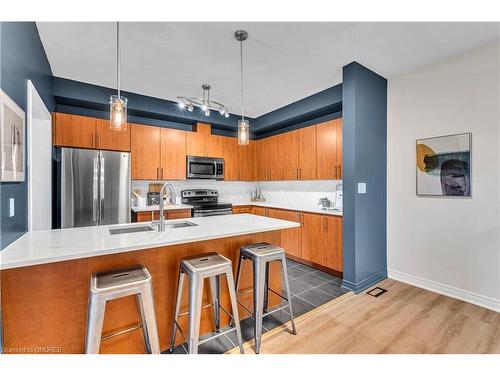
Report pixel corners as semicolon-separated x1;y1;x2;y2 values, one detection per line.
37;22;500;118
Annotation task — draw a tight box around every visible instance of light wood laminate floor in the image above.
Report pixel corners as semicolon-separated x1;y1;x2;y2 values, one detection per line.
237;279;500;354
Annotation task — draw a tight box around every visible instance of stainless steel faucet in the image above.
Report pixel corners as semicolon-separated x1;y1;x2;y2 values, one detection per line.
158;183;176;231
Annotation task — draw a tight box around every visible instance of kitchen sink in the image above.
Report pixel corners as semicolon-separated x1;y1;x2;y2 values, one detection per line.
150;221;198;230
109;221;198;235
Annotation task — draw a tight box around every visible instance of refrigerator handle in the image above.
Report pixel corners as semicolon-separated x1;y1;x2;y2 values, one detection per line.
100;155;105;221
92;157;99;222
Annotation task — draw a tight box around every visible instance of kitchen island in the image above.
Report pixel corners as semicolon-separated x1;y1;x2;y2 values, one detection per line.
0;214;299;354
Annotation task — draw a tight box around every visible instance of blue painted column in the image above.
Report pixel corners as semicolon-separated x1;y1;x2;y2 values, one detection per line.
342;62;387;293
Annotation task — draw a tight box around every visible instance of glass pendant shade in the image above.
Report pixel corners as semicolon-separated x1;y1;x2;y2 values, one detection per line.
238;119;250;145
110;95;128;131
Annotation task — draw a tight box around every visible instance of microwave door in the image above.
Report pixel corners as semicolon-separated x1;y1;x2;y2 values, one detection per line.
188;160;216;179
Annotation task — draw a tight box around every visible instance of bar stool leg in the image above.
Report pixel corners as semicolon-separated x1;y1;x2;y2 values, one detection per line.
229;254;244;327
187;274;204;354
138;285;161;354
208;275;221;332
263;262;270;312
253;259;267;354
85;293;106;354
169;271;185;352
225;266;245;354
280;255;297;335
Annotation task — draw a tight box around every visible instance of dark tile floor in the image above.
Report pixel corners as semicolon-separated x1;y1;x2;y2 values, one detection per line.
164;257;349;354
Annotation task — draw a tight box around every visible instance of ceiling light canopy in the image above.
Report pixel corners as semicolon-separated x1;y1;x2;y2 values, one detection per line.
177;84;229;118
110;22;128;131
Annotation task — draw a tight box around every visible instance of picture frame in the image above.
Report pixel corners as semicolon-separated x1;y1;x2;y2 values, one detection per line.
416;132;472;197
0;89;26;182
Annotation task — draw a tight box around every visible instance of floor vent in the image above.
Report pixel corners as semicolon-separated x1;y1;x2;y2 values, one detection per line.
366;287;388;297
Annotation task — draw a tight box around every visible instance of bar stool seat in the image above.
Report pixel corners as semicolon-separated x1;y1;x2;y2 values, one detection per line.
233;242;297;354
85;265;160;354
169;252;244;354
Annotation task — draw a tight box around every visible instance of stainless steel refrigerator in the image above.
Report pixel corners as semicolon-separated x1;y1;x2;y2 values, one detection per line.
54;147;131;228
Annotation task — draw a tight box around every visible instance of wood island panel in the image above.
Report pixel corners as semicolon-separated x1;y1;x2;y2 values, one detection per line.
1;231;282;354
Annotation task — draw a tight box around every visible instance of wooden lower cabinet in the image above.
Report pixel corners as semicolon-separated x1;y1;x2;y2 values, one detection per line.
249;206;342;274
232;205;253;214
300;212;325;265
132;209;191;222
267;208;302;258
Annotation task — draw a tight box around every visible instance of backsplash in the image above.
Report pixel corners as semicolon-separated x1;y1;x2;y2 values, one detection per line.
131;180;255;204
131;179;342;207
257;180;342;207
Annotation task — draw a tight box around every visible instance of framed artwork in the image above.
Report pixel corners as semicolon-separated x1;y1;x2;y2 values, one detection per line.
0;89;25;182
416;132;471;197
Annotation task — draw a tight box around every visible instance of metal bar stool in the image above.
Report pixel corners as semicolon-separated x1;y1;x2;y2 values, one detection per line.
232;242;297;354
169;252;244;354
85;265;160;354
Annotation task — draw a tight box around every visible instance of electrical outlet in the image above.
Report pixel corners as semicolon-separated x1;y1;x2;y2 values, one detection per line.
9;197;15;217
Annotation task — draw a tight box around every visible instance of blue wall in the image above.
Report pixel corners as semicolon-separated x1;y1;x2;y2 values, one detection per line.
341;62;387;293
0;22;55;249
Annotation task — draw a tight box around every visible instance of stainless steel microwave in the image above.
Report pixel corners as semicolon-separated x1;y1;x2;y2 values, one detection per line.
186;156;224;180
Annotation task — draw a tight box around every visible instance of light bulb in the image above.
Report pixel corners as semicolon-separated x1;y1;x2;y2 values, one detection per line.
201;103;208;112
187;103;194;112
218;106;225;115
204;108;210;117
238;119;249;145
224;111;230;118
110;95;127;131
178;101;186;110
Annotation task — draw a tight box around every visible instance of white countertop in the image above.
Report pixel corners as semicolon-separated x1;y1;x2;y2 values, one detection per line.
131;204;193;212
0;214;299;270
132;201;342;217
232;201;343;217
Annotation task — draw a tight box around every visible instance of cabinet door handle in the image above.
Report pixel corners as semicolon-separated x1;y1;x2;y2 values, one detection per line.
339;165;342;178
91;134;95;148
161;167;164;180
96;133;100;149
334;165;338;179
151;211;154;222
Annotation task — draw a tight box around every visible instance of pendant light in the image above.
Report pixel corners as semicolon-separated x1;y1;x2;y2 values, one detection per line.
235;30;249;145
110;22;127;131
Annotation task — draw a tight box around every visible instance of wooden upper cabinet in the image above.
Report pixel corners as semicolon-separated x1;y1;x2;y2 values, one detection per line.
267;208;302;258
186;123;211;157
223;137;239;181
278;131;299;180
53;113;96;149
267;135;284;181
335;119;343;179
298;125;317;180
238;141;254;181
160;127;186;180
131;124;161;180
95;118;131;152
316;120;338;180
254;138;271;181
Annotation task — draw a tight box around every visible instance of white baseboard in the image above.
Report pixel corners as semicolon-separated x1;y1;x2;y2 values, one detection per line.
388;269;500;313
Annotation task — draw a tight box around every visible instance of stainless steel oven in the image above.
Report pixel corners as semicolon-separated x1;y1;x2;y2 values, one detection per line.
186;156;224;180
181;189;232;217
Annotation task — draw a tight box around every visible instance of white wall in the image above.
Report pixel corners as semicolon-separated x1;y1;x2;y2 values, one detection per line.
387;42;500;311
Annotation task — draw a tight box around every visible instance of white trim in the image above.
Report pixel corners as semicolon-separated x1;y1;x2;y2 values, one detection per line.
27;80;52;232
388;269;500;313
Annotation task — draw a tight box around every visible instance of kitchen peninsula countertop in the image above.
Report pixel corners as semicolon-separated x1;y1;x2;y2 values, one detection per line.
0;214;299;270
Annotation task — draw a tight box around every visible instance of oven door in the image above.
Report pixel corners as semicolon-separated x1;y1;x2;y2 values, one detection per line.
187;156;224;179
194;208;233;217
